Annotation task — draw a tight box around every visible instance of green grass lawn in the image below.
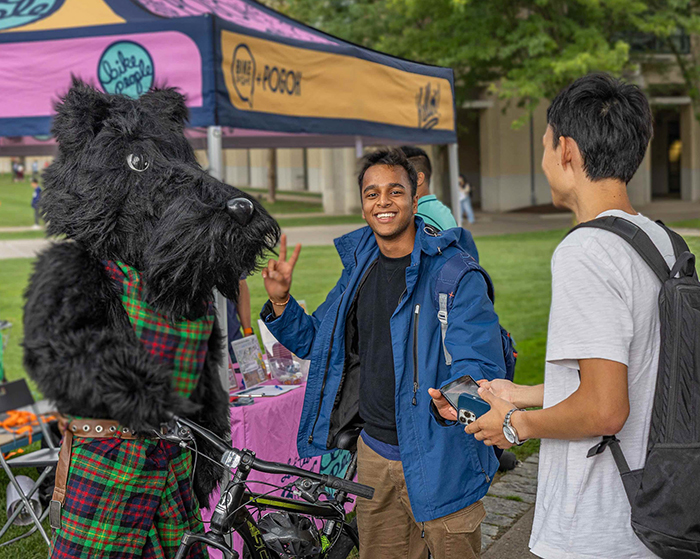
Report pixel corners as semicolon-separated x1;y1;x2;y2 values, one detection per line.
0;231;48;241
0;175;42;228
669;218;700;229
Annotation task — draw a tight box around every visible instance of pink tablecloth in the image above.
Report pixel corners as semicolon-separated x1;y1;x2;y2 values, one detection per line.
201;382;352;558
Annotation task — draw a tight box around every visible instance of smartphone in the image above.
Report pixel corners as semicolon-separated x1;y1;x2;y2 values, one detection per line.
439;375;482;409
457;393;491;425
439;375;491;425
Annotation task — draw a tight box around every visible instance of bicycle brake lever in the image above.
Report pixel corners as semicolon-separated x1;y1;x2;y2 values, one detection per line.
293;478;324;503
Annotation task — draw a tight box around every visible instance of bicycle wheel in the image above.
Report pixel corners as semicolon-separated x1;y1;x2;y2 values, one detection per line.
325;517;358;559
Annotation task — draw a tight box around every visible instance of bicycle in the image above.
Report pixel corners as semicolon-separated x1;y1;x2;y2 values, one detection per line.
164;414;372;559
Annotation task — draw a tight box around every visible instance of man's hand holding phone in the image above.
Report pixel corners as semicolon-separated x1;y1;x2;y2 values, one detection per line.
428;388;458;422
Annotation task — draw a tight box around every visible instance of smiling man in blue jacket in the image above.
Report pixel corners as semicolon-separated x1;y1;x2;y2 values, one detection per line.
261;148;505;559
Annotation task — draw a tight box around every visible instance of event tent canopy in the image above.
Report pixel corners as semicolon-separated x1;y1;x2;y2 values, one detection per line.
0;0;457;145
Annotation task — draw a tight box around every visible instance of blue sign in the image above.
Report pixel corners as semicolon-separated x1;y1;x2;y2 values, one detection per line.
0;0;64;30
97;41;154;99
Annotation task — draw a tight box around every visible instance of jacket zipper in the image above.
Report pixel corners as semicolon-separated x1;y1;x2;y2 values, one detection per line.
308;303;343;444
308;259;377;445
412;304;420;406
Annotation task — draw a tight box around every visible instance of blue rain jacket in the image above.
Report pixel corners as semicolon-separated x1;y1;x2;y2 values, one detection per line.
262;219;506;522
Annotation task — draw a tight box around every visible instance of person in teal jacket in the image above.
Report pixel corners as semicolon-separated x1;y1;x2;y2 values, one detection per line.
401;145;458;231
260;148;504;559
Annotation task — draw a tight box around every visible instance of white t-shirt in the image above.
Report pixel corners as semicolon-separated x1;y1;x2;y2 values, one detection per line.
529;210;675;559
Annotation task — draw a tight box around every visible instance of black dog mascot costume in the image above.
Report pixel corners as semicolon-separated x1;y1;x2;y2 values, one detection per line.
23;80;280;558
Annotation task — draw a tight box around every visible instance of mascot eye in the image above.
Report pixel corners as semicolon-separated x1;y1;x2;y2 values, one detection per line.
127;153;149;172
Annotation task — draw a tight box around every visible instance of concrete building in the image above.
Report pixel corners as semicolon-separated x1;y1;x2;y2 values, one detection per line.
456;89;700;213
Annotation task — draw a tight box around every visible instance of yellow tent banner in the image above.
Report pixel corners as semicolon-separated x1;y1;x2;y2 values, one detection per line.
221;29;454;137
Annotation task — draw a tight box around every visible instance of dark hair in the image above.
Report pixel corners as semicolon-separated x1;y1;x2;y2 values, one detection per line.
547;73;653;184
358;148;418;197
400;145;432;186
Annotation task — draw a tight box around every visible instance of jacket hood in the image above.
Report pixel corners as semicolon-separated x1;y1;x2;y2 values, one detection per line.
334;217;477;272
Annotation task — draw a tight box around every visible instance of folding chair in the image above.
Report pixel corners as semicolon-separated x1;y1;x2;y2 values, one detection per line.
0;379;59;548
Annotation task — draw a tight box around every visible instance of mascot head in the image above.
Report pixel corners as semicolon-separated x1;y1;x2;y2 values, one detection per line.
43;79;280;319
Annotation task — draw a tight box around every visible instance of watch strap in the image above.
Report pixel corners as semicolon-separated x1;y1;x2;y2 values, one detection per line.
504;408;526;446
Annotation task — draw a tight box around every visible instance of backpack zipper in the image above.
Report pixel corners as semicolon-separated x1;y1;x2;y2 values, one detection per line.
665;286;688;441
412;304;420;406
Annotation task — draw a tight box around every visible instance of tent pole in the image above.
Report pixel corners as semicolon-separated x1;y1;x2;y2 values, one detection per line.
355;136;363;158
448;143;462;227
207;126;229;394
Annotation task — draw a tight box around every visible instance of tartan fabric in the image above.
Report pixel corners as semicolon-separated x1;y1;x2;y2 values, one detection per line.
51;437;207;559
50;261;217;558
105;260;215;397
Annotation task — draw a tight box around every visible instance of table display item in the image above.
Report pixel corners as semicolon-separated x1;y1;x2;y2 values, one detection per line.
232;384;302;398
268;357;308;385
231;336;268;389
258;319;311;380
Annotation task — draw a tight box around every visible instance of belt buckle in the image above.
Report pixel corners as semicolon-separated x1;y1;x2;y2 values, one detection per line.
49;500;62;530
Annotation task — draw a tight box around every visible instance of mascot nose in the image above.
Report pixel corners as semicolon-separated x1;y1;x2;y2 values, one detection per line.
226;197;255;226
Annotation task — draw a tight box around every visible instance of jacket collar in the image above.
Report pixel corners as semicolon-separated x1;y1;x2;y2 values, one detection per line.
334;217;467;273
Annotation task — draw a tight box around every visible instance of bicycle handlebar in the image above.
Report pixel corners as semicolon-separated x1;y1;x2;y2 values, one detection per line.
169;414;375;500
250;456;374;500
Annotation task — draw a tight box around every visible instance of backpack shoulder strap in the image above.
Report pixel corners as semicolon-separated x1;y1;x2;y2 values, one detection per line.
655;220;690;258
567;216;670;284
434;252;494;366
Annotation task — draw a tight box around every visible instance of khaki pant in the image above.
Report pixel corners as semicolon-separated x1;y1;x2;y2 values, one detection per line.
356;437;485;559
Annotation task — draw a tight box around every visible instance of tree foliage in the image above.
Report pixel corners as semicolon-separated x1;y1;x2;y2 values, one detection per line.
266;0;700;123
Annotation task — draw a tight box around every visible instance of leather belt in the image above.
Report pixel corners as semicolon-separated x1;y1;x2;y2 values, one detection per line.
50;419;138;530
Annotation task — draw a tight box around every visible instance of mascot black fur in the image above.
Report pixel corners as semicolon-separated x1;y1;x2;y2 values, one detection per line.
23;80;280;558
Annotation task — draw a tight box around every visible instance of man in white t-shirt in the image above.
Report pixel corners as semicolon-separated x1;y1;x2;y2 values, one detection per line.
431;73;666;558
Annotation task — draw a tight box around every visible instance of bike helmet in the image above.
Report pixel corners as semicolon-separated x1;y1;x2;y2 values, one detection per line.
257;511;322;559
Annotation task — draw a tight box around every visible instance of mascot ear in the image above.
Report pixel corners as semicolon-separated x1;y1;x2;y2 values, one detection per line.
141;88;189;130
52;78;110;152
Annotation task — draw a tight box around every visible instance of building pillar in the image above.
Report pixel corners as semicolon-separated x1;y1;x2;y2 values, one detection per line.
479;101;501;212
627;145;652;207
342;148;361;214
320;148;358;215
224;149;250;187
479;99;550;212
276;149;306;191
680;105;700;202
249;149;268;188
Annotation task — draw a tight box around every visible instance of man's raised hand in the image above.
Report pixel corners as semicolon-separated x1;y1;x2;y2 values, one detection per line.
262;234;302;314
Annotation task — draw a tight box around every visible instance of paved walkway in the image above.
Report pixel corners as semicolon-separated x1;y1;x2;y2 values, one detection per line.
481;454;539;555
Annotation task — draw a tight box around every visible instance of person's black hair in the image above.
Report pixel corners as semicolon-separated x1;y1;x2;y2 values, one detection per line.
399;145;432;186
358;148;418;197
547;73;653;184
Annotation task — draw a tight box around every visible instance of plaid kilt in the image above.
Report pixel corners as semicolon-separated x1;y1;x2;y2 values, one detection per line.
105;260;215;398
51;437;208;559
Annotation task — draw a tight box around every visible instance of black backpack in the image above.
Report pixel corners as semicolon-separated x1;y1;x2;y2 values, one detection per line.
569;216;700;559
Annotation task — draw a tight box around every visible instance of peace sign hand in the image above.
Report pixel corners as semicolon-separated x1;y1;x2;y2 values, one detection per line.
261;234;302;314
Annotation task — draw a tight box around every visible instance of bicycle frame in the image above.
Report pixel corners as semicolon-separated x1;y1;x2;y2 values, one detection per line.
176;447;361;559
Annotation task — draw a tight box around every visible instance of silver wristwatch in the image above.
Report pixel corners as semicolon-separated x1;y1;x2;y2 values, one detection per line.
503;408;525;446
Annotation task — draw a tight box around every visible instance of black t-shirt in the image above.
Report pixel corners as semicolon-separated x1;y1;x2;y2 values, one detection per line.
355;251;411;445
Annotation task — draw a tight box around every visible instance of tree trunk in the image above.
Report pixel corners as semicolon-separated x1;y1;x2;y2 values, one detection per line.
267;149;277;204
